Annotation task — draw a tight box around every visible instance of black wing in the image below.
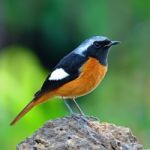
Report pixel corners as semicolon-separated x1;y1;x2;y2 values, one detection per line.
35;52;87;96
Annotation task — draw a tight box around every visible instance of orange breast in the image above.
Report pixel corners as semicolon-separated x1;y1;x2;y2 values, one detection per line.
55;57;107;97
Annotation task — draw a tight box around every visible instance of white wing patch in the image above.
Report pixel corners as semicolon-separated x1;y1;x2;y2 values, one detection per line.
48;68;69;81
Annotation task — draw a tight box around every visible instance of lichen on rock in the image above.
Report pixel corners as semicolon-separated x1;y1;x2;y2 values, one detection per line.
17;115;143;150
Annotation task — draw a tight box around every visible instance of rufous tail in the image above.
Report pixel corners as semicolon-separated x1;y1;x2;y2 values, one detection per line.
10;91;55;126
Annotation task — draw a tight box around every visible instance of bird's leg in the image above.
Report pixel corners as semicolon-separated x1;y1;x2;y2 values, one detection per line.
63;98;74;115
62;97;86;124
72;97;85;116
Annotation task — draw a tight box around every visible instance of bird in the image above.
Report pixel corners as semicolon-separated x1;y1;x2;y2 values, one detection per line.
10;36;120;125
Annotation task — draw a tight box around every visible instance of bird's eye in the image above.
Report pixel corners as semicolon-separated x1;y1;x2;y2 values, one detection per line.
103;40;110;45
93;41;101;48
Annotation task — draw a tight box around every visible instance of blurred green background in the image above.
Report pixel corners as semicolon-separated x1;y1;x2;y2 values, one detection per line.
0;0;150;149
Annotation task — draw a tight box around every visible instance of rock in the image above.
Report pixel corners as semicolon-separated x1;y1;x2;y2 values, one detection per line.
17;114;143;150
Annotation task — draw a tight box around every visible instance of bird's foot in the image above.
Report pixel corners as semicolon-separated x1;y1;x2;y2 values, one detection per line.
70;113;100;143
85;115;100;122
71;113;90;124
70;113;99;123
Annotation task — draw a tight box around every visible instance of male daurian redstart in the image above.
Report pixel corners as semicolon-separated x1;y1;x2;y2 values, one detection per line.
10;36;119;125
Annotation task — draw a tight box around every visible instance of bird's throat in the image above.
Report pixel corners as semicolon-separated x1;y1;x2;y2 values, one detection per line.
97;49;109;66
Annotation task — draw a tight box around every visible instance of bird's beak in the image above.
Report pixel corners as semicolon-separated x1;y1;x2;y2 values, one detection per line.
108;41;120;46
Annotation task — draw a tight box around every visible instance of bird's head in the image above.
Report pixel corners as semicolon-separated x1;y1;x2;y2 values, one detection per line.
74;36;120;65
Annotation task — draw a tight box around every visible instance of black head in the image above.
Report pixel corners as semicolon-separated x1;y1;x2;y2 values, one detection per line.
74;36;120;65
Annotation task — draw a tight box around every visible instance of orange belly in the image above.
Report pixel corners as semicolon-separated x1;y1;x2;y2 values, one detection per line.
55;57;107;97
